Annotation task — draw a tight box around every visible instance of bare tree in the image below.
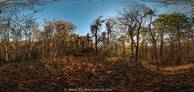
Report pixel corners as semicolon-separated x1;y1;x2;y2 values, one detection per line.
118;3;149;62
106;19;113;45
146;8;160;69
91;16;105;54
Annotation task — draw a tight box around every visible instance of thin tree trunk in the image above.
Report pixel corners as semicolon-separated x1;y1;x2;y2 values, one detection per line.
160;34;164;64
5;41;8;62
95;32;98;54
135;27;140;62
177;24;181;65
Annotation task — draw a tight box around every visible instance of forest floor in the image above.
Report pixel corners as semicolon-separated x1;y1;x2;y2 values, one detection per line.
0;54;194;92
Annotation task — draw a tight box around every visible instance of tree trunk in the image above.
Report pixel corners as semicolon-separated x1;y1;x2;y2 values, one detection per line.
5;41;8;62
177;24;181;65
135;27;140;62
149;15;158;69
95;32;98;54
130;34;134;59
160;34;164;64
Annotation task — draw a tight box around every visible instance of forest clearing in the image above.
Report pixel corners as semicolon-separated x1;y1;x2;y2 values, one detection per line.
0;0;194;92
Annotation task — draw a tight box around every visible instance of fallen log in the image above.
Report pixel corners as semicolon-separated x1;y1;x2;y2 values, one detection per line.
142;61;194;75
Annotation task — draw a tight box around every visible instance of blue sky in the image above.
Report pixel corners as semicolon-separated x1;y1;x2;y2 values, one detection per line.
34;0;190;35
